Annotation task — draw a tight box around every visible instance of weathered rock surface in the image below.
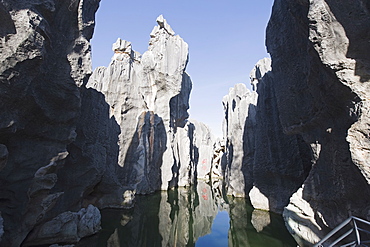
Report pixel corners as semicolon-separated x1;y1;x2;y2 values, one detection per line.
0;212;3;243
87;15;214;193
266;0;370;244
249;58;312;213
0;8;215;245
189;120;214;181
0;0;100;246
0;144;8;172
24;204;101;246
223;58;311;209
223;83;257;197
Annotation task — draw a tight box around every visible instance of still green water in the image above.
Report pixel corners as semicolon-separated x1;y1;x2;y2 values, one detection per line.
92;181;296;247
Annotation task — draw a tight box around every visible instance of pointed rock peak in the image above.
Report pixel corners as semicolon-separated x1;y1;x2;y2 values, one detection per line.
249;57;271;91
151;14;175;36
112;38;132;54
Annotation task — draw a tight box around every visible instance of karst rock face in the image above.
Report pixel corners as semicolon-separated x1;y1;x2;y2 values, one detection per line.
222;83;257;197
249;58;312;214
223;58;311;214
87;15;214;194
266;0;370;244
0;0;101;246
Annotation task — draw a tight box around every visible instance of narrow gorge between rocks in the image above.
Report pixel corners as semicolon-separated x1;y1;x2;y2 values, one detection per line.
0;0;370;246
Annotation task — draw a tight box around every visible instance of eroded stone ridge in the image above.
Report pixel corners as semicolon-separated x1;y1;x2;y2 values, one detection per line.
0;0;100;246
223;58;311;214
222;83;257;197
265;0;370;244
87;15;214;194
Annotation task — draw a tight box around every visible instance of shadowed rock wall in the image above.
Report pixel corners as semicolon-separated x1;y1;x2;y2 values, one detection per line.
266;0;370;245
223;58;311;213
249;58;312;214
0;0;102;246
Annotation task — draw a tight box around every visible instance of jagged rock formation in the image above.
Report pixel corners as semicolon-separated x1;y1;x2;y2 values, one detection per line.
249;58;312;213
87;15;214;194
189;120;215;181
0;6;215;245
24;205;101;246
265;0;370;245
222;83;257;197
223;58;311;213
0;0;101;246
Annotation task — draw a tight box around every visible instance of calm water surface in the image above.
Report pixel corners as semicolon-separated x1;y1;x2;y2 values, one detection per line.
90;181;296;247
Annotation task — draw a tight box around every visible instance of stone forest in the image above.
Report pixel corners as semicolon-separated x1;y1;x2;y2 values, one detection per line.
0;0;369;246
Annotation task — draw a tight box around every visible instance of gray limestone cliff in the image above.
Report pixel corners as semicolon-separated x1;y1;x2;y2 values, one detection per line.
223;2;370;244
0;0;101;246
265;0;370;245
0;8;215;245
223;58;311;214
249;58;311;214
86;15;214;194
222;83;257;197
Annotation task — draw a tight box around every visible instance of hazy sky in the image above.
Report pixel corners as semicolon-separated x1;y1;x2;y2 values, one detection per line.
91;0;274;137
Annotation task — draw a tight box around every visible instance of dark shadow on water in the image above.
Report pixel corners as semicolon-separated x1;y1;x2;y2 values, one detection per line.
80;181;297;247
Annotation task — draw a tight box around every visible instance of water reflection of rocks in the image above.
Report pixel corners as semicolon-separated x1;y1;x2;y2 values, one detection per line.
85;181;296;247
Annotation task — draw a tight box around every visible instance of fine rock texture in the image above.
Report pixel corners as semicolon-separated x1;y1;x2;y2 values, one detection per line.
24;205;101;246
189;120;215;181
223;58;311;213
249;58;311;213
0;144;8;172
222;83;257;197
0;1;100;246
266;0;370;244
87;15;214;193
0;212;3;242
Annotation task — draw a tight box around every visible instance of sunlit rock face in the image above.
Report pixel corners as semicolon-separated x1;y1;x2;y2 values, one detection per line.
87;15;214;193
266;0;370;244
0;1;100;246
222;83;258;197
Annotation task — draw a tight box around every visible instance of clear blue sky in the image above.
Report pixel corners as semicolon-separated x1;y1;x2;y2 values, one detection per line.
91;0;274;137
